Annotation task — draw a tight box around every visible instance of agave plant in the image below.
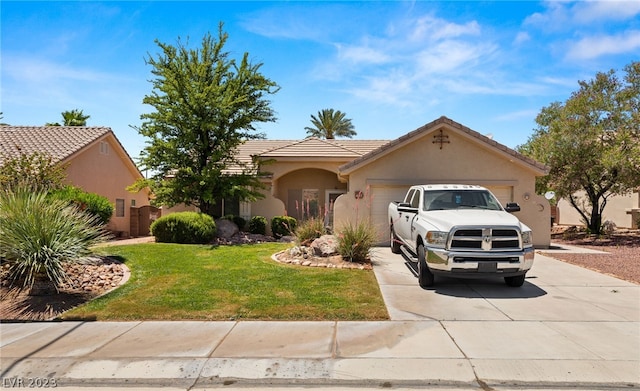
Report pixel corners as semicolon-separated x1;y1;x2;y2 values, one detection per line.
0;188;111;295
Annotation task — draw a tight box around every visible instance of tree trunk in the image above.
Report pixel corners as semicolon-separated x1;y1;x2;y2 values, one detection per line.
587;197;602;235
197;199;219;218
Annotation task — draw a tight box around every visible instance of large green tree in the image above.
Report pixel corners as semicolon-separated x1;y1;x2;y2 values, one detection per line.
134;25;279;216
518;61;640;235
305;108;356;139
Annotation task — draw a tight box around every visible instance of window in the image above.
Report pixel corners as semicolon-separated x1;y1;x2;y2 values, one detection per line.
403;189;416;204
116;199;125;217
210;196;240;218
131;199;136;207
410;191;420;208
424;190;502;211
99;141;109;155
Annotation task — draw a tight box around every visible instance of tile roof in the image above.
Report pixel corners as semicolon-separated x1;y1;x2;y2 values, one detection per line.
238;138;389;160
339;116;548;174
227;138;388;175
0;126;112;165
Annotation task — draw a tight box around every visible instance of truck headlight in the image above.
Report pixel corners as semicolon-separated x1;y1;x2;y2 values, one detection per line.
522;230;533;247
426;231;448;248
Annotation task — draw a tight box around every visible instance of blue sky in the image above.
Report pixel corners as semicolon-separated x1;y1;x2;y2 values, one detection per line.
2;1;639;161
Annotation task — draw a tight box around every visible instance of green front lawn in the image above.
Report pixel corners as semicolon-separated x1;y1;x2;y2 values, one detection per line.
61;243;389;321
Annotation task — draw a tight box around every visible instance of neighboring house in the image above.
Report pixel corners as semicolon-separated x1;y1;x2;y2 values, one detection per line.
556;191;640;229
222;116;551;247
0;126;151;236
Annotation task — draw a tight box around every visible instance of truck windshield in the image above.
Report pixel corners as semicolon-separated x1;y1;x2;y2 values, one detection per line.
423;190;503;211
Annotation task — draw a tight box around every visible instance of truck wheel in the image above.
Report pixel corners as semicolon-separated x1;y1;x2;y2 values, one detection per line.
417;244;435;288
504;274;526;287
390;226;401;254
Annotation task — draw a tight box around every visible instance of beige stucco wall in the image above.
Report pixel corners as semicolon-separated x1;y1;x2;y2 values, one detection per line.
63;135;148;235
250;192;286;235
333;126;551;248
557;191;640;229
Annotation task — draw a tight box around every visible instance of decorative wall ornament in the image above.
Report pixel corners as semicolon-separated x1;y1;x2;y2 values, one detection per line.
432;129;450;149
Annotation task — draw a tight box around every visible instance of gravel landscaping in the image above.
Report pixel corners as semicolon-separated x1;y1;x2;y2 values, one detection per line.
543;228;640;284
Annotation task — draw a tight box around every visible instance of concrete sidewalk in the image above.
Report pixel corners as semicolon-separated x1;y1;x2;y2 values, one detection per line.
1;247;638;390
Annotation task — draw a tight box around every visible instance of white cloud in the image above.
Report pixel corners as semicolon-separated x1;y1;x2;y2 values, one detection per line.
514;31;530;45
336;44;391;65
6;60;102;84
523;1;571;31
521;2;640;62
538;76;581;89
314;11;502;107
525;0;640;29
409;14;481;42
414;40;496;75
494;109;539;122
239;4;345;42
348;74;415;107
571;1;640;23
566;30;640;60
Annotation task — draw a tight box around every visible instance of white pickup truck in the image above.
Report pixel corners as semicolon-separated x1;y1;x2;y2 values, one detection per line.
388;184;535;288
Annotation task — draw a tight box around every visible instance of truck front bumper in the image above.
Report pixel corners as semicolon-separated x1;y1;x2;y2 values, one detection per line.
426;246;535;277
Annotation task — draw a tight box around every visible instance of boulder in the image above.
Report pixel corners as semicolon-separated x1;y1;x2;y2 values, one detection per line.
215;219;239;239
311;235;339;257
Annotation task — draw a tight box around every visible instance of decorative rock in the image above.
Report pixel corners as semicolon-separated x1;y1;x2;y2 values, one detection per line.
310;235;338;257
215;219;239;239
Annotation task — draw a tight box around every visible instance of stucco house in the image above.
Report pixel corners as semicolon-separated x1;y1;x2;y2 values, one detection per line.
0;126;151;236
556;191;640;229
226;116;551;247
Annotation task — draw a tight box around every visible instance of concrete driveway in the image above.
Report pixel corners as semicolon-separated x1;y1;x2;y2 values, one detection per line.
0;247;638;390
371;247;639;387
372;247;638;322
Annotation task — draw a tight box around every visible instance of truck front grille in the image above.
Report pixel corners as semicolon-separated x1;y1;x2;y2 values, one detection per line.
449;228;521;251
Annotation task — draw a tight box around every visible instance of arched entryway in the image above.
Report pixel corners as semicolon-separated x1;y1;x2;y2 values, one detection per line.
274;168;347;223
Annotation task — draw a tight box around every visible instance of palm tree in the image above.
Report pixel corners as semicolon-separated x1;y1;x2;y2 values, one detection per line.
304;109;356;139
61;109;90;126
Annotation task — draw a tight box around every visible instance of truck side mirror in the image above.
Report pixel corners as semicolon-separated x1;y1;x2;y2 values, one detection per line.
505;202;521;213
398;202;418;213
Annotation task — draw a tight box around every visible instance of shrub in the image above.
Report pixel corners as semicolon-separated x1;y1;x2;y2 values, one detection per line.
49;186;114;225
0;152;67;192
247;216;267;235
336;220;376;263
295;217;326;245
271;216;297;238
223;214;246;231
151;212;216;244
0;187;111;294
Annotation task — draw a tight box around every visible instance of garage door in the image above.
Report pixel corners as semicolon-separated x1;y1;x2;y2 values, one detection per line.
485;186;514;206
370;185;412;244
